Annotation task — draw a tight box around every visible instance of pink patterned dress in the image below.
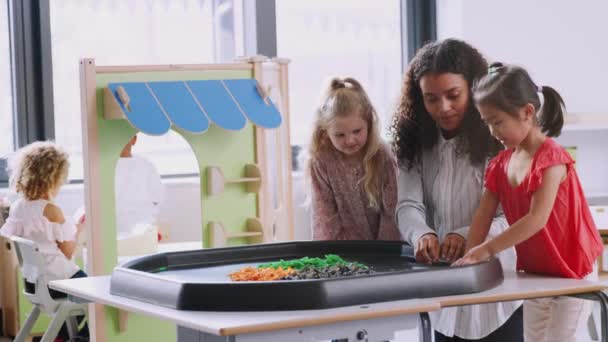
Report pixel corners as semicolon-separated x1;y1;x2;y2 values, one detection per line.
310;143;402;241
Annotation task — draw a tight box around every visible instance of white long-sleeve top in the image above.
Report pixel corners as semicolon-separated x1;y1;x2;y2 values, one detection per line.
114;156;164;238
396;134;522;339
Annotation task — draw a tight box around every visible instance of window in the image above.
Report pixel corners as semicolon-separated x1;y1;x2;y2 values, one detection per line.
276;0;403;146
49;0;229;179
0;0;13;159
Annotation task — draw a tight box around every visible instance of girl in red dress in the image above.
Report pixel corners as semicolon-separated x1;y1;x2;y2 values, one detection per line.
454;62;603;341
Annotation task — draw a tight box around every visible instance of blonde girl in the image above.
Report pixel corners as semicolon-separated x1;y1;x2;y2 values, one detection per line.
455;63;603;341
0;141;88;339
308;77;401;241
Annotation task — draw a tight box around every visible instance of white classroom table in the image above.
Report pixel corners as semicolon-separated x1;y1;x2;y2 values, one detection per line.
49;276;437;342
50;271;608;342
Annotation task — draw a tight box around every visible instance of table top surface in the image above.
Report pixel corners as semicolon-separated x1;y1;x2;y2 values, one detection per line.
436;271;606;307
49;276;439;335
49;271;606;336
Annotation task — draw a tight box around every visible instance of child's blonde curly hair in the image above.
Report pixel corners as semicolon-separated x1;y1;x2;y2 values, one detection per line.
8;141;70;200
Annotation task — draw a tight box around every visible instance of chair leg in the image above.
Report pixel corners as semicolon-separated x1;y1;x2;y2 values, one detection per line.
14;306;41;342
40;307;69;342
66;316;79;339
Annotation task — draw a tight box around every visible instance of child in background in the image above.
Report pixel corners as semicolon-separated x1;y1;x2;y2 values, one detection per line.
0;141;88;341
455;63;603;341
115;133;164;239
308;77;401;241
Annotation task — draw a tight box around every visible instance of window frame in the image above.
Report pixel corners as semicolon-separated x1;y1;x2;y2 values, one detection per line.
3;0;437;184
1;0;55;185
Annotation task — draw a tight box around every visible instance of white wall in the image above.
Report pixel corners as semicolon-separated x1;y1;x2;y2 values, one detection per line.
292;171;313;241
438;0;608;114
437;0;608;200
554;129;608;202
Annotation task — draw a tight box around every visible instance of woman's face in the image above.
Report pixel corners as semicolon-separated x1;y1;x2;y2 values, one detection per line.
419;73;470;135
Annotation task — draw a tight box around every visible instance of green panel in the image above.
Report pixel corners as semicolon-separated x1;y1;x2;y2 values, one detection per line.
104;307;175;342
179;125;257;248
93;68;255;341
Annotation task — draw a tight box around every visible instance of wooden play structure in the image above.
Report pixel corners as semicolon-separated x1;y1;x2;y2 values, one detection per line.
79;56;294;341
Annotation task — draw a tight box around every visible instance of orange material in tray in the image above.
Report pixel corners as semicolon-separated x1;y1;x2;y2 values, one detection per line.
229;266;295;281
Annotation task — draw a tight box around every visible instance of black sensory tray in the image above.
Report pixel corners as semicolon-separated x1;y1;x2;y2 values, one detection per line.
110;241;503;310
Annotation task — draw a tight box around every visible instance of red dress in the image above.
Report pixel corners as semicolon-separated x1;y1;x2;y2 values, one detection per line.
485;138;602;279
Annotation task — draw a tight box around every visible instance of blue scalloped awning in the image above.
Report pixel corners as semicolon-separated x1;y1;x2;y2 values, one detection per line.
106;79;282;135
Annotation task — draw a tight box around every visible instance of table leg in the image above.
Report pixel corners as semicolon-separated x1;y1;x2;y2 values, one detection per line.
419;312;431;342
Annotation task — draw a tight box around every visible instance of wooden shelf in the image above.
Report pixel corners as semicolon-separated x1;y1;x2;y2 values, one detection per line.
208;218;264;247
206;164;261;195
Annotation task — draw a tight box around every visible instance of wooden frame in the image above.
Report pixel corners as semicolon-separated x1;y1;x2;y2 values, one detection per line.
79;57;294;340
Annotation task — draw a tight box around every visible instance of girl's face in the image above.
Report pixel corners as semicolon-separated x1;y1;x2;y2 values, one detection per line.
419;73;470;135
478;103;534;149
327;113;369;157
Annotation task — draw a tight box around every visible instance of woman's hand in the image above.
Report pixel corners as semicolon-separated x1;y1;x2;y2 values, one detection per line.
416;233;440;264
453;243;492;266
440;233;465;262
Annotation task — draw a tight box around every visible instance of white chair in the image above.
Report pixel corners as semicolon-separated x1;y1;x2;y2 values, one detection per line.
10;236;87;342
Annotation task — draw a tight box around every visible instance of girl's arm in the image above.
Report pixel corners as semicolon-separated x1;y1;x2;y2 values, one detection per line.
465;189;500;251
310;160;343;240
377;155;402;241
44;203;81;259
455;164;566;265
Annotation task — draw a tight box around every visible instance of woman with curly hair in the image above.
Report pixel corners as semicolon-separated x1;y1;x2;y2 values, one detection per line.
391;39;522;341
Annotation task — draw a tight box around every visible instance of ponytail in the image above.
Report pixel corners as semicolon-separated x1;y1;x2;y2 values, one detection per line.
538;85;565;137
474;64;566;138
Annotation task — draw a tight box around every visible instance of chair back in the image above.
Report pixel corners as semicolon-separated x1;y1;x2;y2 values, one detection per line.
10;236;45;283
10;236;60;311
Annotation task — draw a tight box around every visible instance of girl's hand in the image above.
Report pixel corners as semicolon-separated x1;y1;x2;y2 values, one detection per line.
76;214;86;233
452;244;491;266
440;233;465;262
416;233;440;264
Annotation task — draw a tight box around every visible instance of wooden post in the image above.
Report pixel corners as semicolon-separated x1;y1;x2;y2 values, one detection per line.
248;55;273;242
273;57;295;241
79;58;107;342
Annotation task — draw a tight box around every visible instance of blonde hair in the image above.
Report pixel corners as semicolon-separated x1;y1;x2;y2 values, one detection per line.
8;141;70;200
308;77;384;208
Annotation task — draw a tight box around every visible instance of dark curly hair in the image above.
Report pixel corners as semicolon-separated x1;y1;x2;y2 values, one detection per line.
391;38;502;170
